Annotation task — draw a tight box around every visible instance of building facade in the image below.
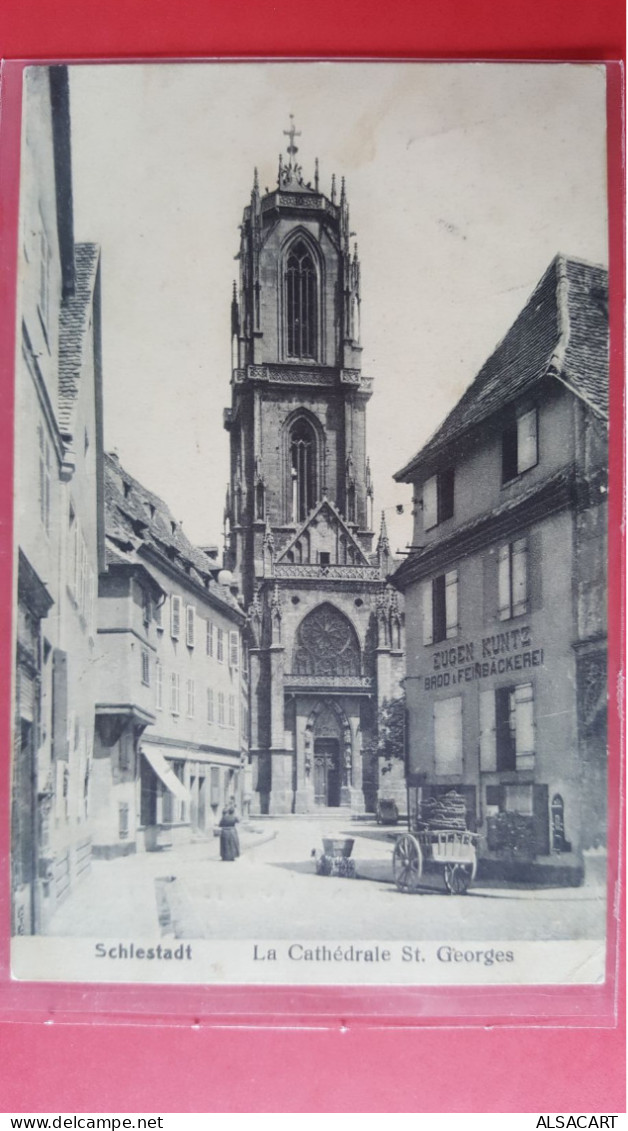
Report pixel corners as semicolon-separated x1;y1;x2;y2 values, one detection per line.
393;256;608;882
95;453;248;856
12;66;103;932
224;125;404;815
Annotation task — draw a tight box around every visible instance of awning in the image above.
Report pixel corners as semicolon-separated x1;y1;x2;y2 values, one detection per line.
142;746;191;803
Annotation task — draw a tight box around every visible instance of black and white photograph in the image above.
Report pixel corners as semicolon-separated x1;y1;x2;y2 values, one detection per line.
11;61;610;987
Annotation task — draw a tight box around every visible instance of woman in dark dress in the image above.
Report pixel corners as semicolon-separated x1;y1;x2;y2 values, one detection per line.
219;806;240;861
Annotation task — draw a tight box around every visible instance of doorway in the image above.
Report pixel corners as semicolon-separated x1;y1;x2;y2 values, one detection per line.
314;737;341;807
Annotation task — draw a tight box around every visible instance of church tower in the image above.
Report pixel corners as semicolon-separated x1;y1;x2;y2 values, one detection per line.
224;120;403;815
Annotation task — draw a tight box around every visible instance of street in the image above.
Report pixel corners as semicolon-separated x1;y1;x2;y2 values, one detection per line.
46;817;606;943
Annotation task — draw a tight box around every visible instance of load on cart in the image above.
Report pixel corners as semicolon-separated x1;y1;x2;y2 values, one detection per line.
392;790;478;895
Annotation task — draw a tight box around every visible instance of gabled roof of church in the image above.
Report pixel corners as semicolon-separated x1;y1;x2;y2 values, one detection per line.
395;254;609;483
275;496;371;567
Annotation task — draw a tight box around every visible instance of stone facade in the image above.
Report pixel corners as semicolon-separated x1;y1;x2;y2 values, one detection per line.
224;130;404;815
12;66;103;932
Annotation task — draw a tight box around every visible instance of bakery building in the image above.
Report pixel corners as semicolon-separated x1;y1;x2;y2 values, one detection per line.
393;255;608;883
94;453;248;856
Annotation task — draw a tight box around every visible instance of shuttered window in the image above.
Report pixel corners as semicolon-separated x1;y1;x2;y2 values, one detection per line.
171;595;181;639
424;570;459;644
229;630;239;669
186;604;195;648
498;539;528;620
483;682;535;772
423;468;455;530
433;696;463;775
479;689;497;771
170;672;180;715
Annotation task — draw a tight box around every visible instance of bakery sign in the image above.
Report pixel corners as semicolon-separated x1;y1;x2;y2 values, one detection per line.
423;625;545;691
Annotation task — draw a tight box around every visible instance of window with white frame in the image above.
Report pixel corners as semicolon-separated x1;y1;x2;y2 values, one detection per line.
480;682;535;772
206;619;214;657
186;604;195;647
171;595;181;639
186;678;195;718
229;630;239;669
423;467;455;531
498;539;528;620
228;694;236;728
155;661;163;709
170;672;180;715
141;649;150;686
207;687;214;723
433;696;463;775
423;569;458;645
502;408;538;483
218;691;225;726
217;627;224;663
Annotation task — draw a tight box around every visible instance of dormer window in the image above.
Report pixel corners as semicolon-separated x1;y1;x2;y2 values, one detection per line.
423;467;455;530
285;240;318;360
502;408;538;483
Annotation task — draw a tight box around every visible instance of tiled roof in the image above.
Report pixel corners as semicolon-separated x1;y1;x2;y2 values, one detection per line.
395;255;608;483
104;452;242;616
58;243;100;437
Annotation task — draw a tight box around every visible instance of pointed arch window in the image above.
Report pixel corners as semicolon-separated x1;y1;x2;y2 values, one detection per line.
290;418;317;522
285;240;318;360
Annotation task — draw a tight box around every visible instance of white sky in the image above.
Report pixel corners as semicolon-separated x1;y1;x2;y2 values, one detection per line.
67;62;608;554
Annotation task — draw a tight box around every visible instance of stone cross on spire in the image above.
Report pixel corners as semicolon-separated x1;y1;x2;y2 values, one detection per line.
283;113;301;163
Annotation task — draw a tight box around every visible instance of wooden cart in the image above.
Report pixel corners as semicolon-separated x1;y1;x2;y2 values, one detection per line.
392;829;478;894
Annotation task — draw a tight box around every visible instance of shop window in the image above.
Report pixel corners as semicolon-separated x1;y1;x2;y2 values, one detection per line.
480;683;535;772
171;595;181;639
498;539;528;620
433;696;463;775
423;467;455;530
502;408;538;483
186;604;195;647
210;765;221;808
423;570;458;645
551;793;571;853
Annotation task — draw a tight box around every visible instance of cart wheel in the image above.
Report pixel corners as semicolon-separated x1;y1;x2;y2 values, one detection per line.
443;863;472;894
393;834;422;893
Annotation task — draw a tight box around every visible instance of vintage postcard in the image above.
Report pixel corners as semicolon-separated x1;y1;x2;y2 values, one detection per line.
10;61;612;988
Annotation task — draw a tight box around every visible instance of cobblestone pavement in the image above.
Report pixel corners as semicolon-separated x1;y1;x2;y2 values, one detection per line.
45;818;607;943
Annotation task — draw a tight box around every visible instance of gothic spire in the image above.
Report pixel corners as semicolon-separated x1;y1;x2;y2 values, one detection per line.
377;510;391;555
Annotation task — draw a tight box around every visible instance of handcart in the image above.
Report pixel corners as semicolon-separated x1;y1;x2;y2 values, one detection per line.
392;828;478;894
392;790;478;894
314;837;356;878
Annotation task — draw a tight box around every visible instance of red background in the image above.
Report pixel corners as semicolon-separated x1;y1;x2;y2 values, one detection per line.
0;0;625;1114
